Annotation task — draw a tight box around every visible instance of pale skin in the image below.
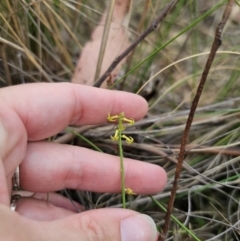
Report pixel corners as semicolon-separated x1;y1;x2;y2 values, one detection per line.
0;83;167;241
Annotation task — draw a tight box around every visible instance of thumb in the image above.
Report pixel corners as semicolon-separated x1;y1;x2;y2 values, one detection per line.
40;209;158;241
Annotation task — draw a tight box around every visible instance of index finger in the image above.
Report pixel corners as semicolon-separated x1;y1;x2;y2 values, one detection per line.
1;83;148;140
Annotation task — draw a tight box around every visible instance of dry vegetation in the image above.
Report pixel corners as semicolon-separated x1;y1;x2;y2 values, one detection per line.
1;0;240;240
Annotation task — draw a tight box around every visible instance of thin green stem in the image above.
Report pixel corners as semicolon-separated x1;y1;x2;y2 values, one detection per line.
118;124;126;208
107;112;134;208
71;131;103;153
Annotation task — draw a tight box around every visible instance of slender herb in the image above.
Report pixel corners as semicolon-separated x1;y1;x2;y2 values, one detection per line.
107;112;135;208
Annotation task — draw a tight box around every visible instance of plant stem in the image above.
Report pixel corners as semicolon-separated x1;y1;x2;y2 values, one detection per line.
118;126;126;208
160;1;234;239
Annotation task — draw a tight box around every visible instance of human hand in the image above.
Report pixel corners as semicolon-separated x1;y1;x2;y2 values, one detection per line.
0;83;167;241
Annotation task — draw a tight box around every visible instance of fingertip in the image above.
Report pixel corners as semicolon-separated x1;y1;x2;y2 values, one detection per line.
135;95;149;119
151;163;167;193
125;159;167;195
156;165;167;193
121;214;158;241
144;165;167;194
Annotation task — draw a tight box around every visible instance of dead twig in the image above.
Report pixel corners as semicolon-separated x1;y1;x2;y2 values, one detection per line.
93;0;179;88
159;1;235;240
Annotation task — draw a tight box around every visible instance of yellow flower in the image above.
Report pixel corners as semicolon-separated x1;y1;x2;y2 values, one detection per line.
108;113;135;144
121;135;134;144
125;188;136;195
108;112;135;125
107;113;119;122
123;117;135;125
110;129;119;141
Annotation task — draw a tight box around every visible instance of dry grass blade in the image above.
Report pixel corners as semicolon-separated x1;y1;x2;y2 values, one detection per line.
93;0;116;81
0;12;52;82
0;44;12;85
0;37;24;52
42;1;74;70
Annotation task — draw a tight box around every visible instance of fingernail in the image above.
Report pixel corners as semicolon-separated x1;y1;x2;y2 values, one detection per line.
121;214;158;241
